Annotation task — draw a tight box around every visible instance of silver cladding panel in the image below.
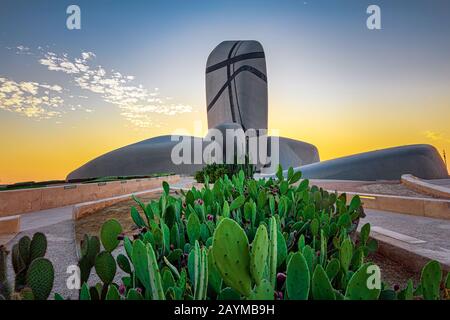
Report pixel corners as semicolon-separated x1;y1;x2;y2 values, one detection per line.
206;41;268;131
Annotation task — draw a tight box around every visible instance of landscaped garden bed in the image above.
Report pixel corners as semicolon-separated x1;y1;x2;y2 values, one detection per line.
74;190;176;243
1;166;448;300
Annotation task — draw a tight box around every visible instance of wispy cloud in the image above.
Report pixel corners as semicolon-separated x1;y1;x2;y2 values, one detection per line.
423;130;450;143
38;50;192;127
2;45;193;127
0;77;63;119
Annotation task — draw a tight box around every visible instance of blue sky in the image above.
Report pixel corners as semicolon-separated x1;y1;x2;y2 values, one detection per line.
1;0;449;182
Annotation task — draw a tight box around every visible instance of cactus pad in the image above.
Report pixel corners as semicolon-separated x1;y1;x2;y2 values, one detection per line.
312;265;335;300
212;218;252;296
29;232;47;261
26;258;54;300
250;224;269;285
420;260;442;300
94;251;117;284
345;263;381;300
100;219;123;252
286;252;310;300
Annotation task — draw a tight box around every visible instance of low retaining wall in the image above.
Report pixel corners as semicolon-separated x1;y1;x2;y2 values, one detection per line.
343;191;450;220
0;215;21;235
72;187;163;220
401;174;450;199
367;232;450;274
0;175;180;217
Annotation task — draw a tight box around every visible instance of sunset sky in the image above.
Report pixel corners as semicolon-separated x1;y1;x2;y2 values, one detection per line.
1;0;449;184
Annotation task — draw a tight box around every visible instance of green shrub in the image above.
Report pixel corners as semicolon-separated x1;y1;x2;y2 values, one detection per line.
194;160;255;183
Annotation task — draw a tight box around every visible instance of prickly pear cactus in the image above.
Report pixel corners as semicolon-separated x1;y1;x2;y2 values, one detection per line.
106;285;121;300
94;251;117;284
211;218;252;296
312;265;335;300
250;224;269;285
193;241;208;300
207;247;222;295
0;245;11;299
131;240;165;300
325;258;340;281
268;217;278;288
26;258;54;300
18;236;31;266
187;212;201;244
100;219;123;252
249;279;274;300
420;260;442;300
339;237;353;273
11;243;25;275
117;254;132;274
29;232;47;261
276;231;287;268
345;263;380;300
286;252;310;300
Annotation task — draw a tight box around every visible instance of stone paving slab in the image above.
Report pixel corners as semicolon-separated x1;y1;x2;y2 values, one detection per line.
361;209;450;272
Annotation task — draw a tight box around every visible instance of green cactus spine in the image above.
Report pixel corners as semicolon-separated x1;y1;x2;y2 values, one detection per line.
211;218;252;296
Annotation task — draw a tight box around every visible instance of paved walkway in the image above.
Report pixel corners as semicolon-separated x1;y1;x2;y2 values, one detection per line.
425;178;450;189
361;209;450;272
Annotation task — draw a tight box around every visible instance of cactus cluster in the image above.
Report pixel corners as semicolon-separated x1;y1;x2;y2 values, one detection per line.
7;166;445;301
57;167;447;300
0;233;54;300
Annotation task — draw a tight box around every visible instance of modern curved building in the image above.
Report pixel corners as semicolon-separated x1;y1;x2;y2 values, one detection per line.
67;41;448;181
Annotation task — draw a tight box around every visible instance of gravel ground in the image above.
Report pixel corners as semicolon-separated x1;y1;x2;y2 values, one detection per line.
74;190;172;243
359;183;432;198
367;252;420;289
311;180;432;198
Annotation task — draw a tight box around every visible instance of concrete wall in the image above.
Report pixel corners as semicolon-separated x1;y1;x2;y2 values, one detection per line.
344;192;450;220
401;174;450;199
0;175;179;217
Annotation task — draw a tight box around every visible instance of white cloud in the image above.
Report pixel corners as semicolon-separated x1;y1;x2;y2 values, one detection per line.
38;51;193;127
0;77;64;119
4;46;193;126
423;131;450;143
